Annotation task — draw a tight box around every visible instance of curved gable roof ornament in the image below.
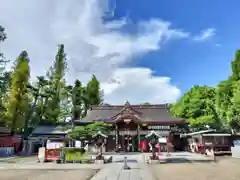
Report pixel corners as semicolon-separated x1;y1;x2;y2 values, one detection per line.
125;101;131;108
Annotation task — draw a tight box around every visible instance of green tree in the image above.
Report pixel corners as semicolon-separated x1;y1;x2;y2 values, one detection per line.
231;50;240;81
85;121;109;135
0;25;6;42
215;78;233;128
215;50;240;130
4;51;30;134
68;126;88;140
68;121;109;140
228;81;240;131
0;25;10;101
171;85;219;129
28;76;49;126
72;79;89;121
59;85;73;122
0;25;9;71
44;44;67;123
86;75;102;105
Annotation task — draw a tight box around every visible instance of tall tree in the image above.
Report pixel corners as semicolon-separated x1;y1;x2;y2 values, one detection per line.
215;50;240;130
44;44;67;123
72;79;89;121
29;76;49;126
0;25;6;42
0;25;10;99
228;81;240;131
0;25;10;124
215;78;233;128
171;85;219;130
86;75;102;105
59;84;73;122
0;25;9;71
4;51;30;134
231;50;240;81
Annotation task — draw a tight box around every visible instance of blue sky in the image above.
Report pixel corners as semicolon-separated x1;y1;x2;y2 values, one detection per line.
114;0;239;93
1;0;239;104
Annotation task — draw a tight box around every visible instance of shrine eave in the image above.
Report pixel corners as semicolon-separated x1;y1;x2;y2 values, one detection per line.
74;119;185;125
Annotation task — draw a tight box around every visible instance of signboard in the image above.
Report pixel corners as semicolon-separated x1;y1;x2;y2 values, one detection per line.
46;141;64;149
148;126;170;130
158;137;167;143
147;125;187;132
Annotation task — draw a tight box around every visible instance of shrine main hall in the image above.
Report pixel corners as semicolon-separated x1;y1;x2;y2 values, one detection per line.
75;102;189;152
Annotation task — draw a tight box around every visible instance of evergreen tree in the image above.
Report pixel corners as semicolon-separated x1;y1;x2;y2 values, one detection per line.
0;25;6;42
4;51;30;134
86;75;102;105
231;50;240;81
71;79;89;120
43;44;67;123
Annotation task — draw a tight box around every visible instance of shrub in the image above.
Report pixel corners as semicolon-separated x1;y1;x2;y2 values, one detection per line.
62;147;86;161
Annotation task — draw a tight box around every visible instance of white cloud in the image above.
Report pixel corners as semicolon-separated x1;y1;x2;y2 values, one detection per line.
0;0;185;104
101;68;181;104
193;28;216;42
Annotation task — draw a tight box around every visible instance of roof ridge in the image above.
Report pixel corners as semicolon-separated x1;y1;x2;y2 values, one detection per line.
91;104;168;110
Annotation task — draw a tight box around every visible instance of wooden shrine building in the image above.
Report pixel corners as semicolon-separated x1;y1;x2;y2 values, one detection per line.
75;102;189;152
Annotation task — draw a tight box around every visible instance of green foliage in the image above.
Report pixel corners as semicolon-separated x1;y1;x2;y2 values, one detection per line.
85;121;109;135
68;121;109;140
215;50;240;130
68;126;88;139
0;28;104;132
228;81;240;130
171;85;218;129
86;75;102;105
172;49;240;132
0;25;6;42
72;80;85;120
231;50;240;81
43;44;67;123
215;78;233;127
4;51;30;133
63;147;86;161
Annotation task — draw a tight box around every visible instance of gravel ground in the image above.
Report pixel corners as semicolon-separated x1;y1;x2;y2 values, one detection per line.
0;169;98;180
150;157;240;180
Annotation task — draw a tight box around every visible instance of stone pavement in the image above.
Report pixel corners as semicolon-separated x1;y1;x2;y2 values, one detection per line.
90;163;156;180
0;162;103;170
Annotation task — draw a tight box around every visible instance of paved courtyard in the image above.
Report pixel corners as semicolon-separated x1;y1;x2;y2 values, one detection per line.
150;157;240;180
0;154;239;180
0;169;98;180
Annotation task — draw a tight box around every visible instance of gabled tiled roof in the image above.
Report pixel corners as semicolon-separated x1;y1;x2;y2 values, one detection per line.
31;125;72;135
75;103;184;123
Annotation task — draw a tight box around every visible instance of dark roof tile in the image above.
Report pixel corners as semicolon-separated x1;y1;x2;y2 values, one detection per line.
76;103;183;123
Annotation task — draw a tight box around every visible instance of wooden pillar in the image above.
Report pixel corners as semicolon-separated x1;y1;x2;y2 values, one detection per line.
137;124;140;151
115;124;118;151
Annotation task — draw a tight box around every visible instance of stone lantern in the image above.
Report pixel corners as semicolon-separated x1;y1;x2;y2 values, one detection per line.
92;131;107;161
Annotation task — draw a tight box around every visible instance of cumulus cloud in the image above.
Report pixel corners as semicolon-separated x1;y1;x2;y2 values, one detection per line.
101;68;180;104
0;0;185;104
193;28;216;42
